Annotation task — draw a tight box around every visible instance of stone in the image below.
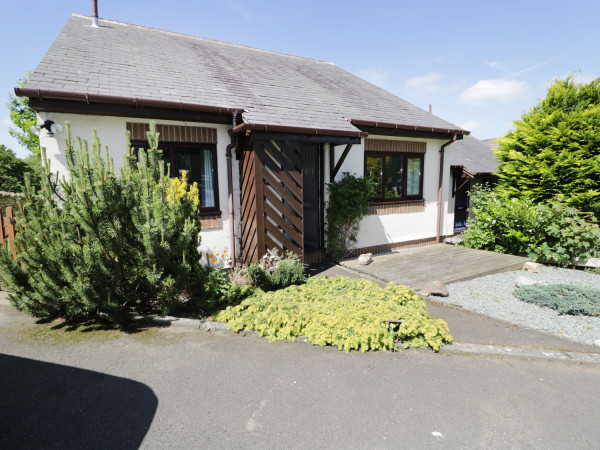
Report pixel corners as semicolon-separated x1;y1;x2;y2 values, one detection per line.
594;339;600;348
358;253;373;265
523;262;544;273
420;280;449;297
573;258;600;268
515;276;536;288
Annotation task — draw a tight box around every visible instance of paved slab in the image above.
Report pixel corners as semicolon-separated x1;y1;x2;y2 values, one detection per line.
340;244;529;291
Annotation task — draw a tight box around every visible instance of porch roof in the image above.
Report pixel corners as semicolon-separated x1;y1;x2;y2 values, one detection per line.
21;14;467;137
448;135;499;175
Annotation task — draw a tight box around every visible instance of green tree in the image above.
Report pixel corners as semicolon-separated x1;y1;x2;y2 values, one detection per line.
495;76;600;217
0;122;203;323
6;73;40;157
0;145;37;193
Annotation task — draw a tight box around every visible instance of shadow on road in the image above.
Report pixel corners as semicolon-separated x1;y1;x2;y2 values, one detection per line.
0;354;157;449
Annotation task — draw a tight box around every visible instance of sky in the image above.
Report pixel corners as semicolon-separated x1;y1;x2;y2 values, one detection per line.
1;0;599;158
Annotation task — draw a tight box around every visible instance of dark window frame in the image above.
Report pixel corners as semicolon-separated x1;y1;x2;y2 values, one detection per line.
364;151;425;202
131;141;220;215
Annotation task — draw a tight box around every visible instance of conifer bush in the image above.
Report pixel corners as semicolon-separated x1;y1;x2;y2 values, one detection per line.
215;276;453;352
514;284;600;316
0;122;202;322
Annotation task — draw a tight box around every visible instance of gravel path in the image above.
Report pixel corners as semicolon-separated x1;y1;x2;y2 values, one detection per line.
430;267;600;347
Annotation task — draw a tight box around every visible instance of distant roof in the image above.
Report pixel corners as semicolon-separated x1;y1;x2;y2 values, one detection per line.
448;134;499;175
22;14;465;136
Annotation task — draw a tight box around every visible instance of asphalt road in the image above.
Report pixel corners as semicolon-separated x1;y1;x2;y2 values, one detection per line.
1;299;599;449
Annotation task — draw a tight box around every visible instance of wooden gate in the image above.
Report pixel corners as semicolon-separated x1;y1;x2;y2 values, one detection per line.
240;138;304;264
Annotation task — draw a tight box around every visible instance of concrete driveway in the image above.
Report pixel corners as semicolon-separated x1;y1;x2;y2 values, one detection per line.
1;295;600;449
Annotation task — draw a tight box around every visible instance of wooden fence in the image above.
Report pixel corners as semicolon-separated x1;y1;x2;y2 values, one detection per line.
0;207;18;261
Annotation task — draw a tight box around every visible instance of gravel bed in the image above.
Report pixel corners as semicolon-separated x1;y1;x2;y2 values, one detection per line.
430;267;600;347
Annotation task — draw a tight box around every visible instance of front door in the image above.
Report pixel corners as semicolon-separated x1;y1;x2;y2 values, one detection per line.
454;178;470;231
302;144;322;249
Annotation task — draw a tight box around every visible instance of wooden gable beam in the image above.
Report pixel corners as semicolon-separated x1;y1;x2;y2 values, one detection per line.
330;144;353;180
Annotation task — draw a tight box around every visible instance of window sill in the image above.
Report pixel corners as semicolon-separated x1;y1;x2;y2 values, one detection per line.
368;199;425;215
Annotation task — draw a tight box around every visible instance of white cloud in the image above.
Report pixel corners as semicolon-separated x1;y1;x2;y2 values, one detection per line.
459;120;482;132
404;73;443;95
354;66;389;88
1;118;12;128
458;79;529;106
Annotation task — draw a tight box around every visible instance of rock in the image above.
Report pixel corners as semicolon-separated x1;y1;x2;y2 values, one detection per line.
523;262;544;273
420;280;449;297
515;276;537;288
358;253;373;265
594;339;600;348
573;258;600;268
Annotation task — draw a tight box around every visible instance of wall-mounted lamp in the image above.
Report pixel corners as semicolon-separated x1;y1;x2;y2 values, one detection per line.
30;120;63;137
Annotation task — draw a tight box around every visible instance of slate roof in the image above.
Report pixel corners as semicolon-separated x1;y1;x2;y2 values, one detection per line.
448;134;499;175
24;14;465;135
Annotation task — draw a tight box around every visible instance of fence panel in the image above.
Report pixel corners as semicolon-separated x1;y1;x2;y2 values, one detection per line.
0;207;18;261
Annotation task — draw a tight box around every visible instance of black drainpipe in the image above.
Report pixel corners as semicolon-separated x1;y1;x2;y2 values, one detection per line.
226;111;242;267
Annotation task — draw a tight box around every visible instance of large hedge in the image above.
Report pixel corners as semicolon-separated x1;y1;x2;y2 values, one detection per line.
495;76;600;218
0;123;202;322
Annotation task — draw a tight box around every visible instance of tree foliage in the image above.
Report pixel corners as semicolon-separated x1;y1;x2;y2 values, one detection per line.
0;122;202;323
6;73;40;157
0;145;37;193
495;76;600;218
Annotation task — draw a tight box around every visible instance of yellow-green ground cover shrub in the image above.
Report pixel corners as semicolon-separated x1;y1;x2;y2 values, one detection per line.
215;276;453;352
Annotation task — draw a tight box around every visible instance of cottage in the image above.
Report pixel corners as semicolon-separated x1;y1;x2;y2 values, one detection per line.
18;12;469;264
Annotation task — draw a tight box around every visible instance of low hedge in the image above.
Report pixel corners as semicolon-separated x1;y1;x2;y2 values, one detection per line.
514;283;600;316
215;276;453;352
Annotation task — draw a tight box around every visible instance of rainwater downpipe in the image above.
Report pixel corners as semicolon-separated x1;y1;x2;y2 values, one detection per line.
436;133;457;243
226;112;241;267
91;0;99;27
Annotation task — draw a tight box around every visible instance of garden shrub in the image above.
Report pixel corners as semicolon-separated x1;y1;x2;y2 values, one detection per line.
246;249;306;291
202;268;254;313
0;122;202;323
514;284;600;316
325;173;372;260
461;184;600;265
215;276;453;352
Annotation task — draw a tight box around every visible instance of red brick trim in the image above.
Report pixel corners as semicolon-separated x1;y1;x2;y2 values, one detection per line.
368;200;425;215
364;139;426;153
201;215;222;230
126;122;217;143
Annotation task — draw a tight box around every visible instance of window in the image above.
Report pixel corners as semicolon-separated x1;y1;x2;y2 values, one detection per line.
134;142;220;213
365;152;424;201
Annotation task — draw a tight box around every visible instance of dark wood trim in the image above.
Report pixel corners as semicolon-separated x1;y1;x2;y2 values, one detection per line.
29;98;232;124
331;144;353;180
356;125;465;141
253;132;361;146
319;144;325;249
253;150;266;258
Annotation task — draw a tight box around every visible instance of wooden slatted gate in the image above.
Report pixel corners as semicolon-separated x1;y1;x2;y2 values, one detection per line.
240;137;305;264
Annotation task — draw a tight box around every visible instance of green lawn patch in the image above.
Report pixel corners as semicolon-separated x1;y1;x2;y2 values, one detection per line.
214;276;453;352
514;284;600;316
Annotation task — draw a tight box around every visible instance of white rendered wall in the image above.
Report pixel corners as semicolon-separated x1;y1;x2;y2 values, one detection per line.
327;134;456;249
36;112;239;257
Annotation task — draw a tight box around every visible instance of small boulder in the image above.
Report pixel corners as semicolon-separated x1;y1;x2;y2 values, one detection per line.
523;262;544;273
573;258;600;268
515;276;537;288
420;280;449;297
358;253;373;265
594;339;600;348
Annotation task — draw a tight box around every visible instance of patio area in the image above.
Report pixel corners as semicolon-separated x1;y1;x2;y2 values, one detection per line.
339;244;529;291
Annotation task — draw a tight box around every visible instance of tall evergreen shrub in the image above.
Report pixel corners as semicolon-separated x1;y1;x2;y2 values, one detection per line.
0;122;202;322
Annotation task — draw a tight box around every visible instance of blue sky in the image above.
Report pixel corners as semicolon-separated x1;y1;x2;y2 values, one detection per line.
1;0;598;158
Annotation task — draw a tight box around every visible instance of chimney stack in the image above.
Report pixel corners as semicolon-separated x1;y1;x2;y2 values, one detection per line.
429;104;432;113
91;0;99;27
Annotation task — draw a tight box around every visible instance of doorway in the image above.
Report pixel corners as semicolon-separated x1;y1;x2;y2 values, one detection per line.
302;144;323;249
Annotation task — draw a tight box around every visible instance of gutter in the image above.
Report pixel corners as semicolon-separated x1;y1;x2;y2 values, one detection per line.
348;118;469;136
231;122;367;138
14;88;239;116
437;133;457;243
